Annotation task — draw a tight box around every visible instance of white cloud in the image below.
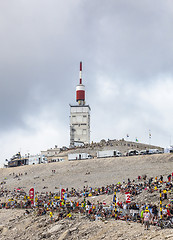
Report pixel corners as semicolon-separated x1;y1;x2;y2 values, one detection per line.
1;0;173;165
96;74;120;102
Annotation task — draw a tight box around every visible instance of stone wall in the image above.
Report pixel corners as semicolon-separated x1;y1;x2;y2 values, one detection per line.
56;139;164;159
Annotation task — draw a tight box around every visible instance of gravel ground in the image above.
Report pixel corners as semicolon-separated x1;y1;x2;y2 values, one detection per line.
0;153;173;192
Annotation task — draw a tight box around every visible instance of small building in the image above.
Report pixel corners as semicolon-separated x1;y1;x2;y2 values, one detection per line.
41;145;62;162
7;152;29;167
28;154;47;165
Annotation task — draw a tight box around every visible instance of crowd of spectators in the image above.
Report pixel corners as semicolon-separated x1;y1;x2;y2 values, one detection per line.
0;173;173;228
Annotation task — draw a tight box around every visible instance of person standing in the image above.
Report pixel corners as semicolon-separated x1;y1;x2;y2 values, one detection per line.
143;207;151;230
167;174;171;182
140;207;144;225
49;210;54;223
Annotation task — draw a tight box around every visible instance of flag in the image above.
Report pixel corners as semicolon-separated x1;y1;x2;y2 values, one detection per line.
113;195;119;203
29;188;34;205
61;189;66;200
64;193;67;201
125;192;131;203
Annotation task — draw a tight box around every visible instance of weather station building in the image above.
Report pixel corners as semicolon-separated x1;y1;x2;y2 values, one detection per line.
70;62;91;146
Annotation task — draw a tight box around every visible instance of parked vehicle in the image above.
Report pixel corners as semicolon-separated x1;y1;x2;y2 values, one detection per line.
158;150;164;154
97;150;122;158
164;147;173;153
146;149;159;154
68;153;93;161
128;150;139;156
139;150;147;155
50;158;64;162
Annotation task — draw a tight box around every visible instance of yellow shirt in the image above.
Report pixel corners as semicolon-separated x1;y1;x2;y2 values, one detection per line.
50;212;53;217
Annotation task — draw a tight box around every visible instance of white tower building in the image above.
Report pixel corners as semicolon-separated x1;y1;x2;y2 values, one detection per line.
70;62;91;146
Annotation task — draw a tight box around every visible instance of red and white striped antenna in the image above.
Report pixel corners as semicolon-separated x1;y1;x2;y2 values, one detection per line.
76;61;85;105
79;61;82;84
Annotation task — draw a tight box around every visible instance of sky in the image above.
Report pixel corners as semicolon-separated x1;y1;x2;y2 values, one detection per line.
0;0;173;167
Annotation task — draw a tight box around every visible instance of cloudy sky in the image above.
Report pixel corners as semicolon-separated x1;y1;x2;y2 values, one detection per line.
0;0;173;166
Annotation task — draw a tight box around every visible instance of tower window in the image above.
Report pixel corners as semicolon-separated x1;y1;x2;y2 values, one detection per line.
83;129;87;134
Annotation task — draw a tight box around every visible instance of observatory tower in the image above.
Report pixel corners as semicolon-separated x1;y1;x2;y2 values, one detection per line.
70;62;91;146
